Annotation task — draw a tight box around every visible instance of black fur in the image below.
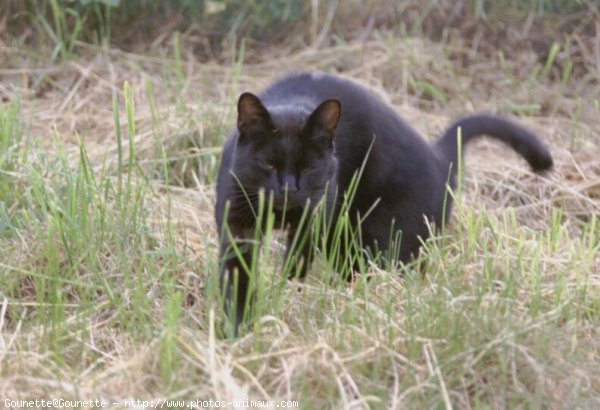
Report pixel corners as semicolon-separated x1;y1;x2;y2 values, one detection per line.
215;72;553;332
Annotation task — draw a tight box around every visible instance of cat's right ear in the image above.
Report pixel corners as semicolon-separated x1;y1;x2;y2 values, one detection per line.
305;99;341;139
237;92;273;138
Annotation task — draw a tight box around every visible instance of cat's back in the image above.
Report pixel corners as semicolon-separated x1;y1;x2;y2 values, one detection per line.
260;72;387;109
260;72;349;95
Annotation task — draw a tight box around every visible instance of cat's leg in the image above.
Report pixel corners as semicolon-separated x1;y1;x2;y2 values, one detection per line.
218;228;257;335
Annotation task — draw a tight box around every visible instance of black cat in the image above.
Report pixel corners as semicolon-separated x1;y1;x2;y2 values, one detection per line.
215;72;553;332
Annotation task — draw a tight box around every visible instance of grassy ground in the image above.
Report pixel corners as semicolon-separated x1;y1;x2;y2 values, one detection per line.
1;3;599;409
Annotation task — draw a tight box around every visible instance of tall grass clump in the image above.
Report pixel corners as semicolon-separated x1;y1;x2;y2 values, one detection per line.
216;145;404;338
0;84;192;379
0;98;25;220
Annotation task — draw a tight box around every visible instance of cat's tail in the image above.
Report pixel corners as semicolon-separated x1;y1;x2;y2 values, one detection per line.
435;114;553;178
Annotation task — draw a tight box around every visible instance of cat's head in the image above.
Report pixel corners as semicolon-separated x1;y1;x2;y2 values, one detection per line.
230;92;341;211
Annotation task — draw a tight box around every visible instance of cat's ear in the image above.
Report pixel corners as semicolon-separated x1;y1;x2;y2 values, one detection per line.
237;92;273;137
305;99;341;139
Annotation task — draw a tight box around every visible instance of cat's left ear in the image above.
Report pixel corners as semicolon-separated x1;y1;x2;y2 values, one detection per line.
305;99;341;139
